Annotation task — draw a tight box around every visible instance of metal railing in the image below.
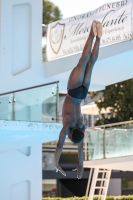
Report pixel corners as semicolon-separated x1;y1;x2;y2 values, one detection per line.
0;81;59;123
84;120;133;161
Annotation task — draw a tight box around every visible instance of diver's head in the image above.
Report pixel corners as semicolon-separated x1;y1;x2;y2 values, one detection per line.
68;127;84;144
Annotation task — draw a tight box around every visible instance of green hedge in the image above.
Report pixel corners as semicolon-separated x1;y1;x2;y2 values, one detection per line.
42;196;133;200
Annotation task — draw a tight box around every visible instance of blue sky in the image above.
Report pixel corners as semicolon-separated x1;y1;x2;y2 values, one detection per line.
51;0;117;19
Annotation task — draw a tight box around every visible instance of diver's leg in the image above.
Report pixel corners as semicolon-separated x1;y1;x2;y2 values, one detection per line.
83;22;102;89
67;21;96;89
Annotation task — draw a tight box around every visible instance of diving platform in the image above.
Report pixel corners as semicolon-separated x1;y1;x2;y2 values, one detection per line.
84;120;133;200
0;82;61;200
0;120;62;200
84;155;133;171
0;120;62;152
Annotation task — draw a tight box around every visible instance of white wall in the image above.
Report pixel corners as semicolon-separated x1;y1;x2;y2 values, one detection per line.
107;178;122;196
0;144;42;200
0;0;43;94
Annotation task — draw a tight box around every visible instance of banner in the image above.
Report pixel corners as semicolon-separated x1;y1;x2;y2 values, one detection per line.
46;0;133;61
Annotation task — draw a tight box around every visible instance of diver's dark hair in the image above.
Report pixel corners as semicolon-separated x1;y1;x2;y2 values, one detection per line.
71;127;84;143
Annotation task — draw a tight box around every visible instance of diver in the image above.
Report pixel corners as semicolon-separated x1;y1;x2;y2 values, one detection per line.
54;20;102;179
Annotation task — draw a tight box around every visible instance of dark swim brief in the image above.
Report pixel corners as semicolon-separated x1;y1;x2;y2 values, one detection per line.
68;85;88;100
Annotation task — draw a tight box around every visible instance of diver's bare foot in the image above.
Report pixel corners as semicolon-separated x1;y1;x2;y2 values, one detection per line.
92;20;97;36
96;21;102;38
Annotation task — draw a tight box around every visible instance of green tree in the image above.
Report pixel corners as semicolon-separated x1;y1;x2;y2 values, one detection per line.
92;79;133;125
42;0;62;36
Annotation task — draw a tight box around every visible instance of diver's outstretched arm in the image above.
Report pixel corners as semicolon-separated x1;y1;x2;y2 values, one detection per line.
54;125;69;176
72;139;84;179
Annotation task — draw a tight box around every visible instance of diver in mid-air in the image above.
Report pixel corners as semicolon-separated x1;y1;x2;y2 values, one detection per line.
54;20;102;179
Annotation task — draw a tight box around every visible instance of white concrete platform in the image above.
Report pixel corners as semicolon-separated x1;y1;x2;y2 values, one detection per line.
0;120;62;152
0;120;62;200
84;155;133;171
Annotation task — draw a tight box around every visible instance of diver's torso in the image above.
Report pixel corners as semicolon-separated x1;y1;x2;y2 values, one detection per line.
62;94;84;129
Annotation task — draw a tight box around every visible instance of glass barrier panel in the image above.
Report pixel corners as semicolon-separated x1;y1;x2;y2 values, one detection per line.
122;178;133;190
87;129;104;160
0;94;14;120
14;83;58;122
105;127;133;158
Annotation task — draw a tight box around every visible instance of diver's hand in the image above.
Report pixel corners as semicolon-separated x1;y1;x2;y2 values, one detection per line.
72;165;84;179
55;164;66;176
